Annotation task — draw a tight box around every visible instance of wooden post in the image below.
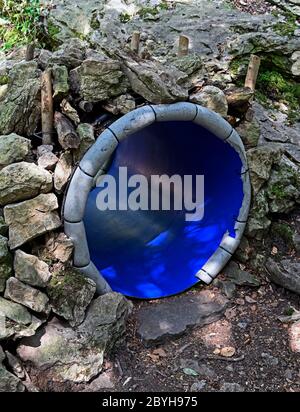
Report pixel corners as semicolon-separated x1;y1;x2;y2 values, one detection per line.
41;69;54;145
178;35;189;57
25;43;35;61
130;31;140;54
54;112;80;149
244;54;261;91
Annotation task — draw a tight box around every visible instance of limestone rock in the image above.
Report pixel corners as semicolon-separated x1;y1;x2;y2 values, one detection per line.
137;290;228;344
49;38;87;69
266;156;300;213
0;348;25;392
265;258;300;295
37;145;59;171
47;268;96;327
0;61;41;136
116;51;188;104
52;65;69;99
33;232;73;264
0;235;12;293
0;134;31;168
70;54;129;103
0;297;42;340
0;216;8;236
291;51;300;77
0;162;53;206
14;250;51;288
224;261;261;287
236;119;260;149
4;193;61;249
54;151;73;193
190;86;228;117
225;87;253;107
102;94;136;115
5;278;50;314
247;145;282;194
246;189;271;239
74;123;95;162
17;293;132;384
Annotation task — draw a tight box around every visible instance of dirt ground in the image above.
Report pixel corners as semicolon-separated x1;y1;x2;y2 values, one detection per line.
101;281;300;392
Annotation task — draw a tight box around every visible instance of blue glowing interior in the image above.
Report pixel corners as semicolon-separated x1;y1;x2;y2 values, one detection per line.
84;121;244;299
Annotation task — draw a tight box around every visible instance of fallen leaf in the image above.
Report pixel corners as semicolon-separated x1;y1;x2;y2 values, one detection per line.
147;353;160;362
220;347;236;357
183;368;199;377
245;296;256;304
153;348;167;358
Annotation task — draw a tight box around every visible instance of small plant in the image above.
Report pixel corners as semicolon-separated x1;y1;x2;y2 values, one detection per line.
273;12;297;37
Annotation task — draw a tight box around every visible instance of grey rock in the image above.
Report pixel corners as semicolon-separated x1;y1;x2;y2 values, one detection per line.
266;0;300;16
54;151;73;193
266;155;300;214
70;53;129;103
17;292;132;384
261;352;279;366
247;145;282;194
236;119;260;149
47;267;96;327
291;50;300;76
5;277;50;314
37;49;52;70
103;94;136;115
190;380;207;391
220;382;244;392
0;162;53;206
137;290;228;344
14;250;51;287
115;50;188;104
225;87;253;107
5;351;25;379
246;189;271;239
49;38;87;69
0;296;32;326
0;351;25;392
0;133;31;168
0;235;12;292
37;146;59;171
214;279;236;299
234;236;252;263
73;123;95;163
224;261;261;287
33;232;73;264
265;258;300;295
52;65;69;99
190;86;228;117
4;193;61;249
0;61;41;136
0;216;8;236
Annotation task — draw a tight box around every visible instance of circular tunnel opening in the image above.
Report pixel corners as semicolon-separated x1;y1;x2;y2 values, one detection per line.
83;120;244;299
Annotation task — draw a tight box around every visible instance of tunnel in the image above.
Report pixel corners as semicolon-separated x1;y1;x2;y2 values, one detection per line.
63;103;251;299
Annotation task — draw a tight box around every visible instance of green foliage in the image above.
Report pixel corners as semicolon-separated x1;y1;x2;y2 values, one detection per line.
119;12;131;24
0;0;42;50
256;70;300;122
273;12;297;37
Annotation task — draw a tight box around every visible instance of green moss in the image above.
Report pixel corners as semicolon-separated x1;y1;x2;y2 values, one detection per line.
0;75;9;85
229;56;249;80
256;70;300;123
119;12;131;23
273;12;297;37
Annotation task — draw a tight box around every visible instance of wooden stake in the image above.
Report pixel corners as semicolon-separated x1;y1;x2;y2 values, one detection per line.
178;35;189;57
25;43;35;61
41;69;54;145
54;112;80;149
130;31;140;54
244;54;261;91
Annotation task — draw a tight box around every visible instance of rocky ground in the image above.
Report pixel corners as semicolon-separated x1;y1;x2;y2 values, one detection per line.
0;0;299;392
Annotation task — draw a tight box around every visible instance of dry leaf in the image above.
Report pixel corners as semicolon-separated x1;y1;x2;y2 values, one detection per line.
153;348;167;358
220;346;236;357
